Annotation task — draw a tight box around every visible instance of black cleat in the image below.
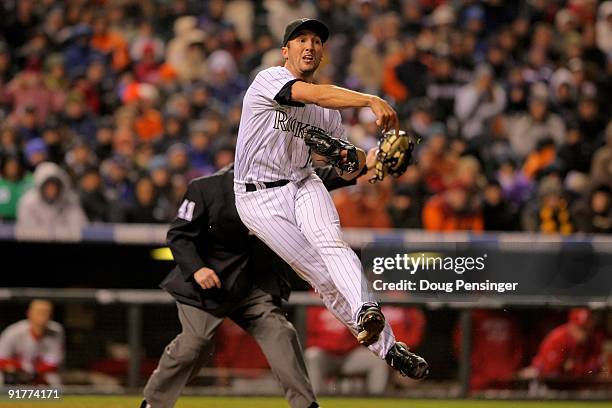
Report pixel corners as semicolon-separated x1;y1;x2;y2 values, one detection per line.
385;342;430;379
357;304;385;346
140;400;151;408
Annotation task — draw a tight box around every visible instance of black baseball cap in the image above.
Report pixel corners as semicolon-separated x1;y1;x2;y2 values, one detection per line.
282;18;329;46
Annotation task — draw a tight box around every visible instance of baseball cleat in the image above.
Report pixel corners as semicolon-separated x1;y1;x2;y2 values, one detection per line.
385;341;430;379
357;304;385;346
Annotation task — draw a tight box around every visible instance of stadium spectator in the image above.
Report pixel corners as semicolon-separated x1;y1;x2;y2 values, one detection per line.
77;166;110;223
40;119;65;165
17;161;87;228
416;126;454;193
0;0;608;235
454;63;506;141
206;50;247;112
264;0;317;45
0;127;20;158
571;185;612;234
62;91;97;145
386;165;429;229
349;15;401;94
100;155;134;204
496;159;533;208
131;20;165;65
422;182;483;232
14;104;42;142
212;144;235;172
590;122;612;190
454;309;524;391
557;123;595;176
90;14;129;73
64;138;98;181
528;308;605;379
333;148;393;229
386;36;428;104
334;183;392;229
575;96;607;144
117;175;171;224
0;153;33;221
521;175;574;234
426;52;461;121
6;71;63;128
187;121;215;175
0;299;64;386
482;180;520;231
596;2;612;54
133;84;164;143
24;137;48;170
508;92;566;160
521;138;558;181
62;24;101;81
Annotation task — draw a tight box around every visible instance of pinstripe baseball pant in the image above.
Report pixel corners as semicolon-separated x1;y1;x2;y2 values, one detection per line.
235;173;396;359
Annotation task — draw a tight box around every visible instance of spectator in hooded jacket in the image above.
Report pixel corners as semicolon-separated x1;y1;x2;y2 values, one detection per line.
16;161;87;228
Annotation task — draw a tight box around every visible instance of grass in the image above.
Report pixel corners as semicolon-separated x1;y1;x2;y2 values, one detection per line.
2;396;612;408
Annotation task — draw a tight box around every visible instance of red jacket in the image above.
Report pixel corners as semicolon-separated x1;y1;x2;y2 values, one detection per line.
531;323;604;377
454;310;524;390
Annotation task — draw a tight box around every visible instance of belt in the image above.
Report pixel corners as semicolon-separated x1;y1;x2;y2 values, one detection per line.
245;179;290;192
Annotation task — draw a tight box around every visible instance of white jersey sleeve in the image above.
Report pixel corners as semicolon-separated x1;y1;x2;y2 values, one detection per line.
247;67;299;113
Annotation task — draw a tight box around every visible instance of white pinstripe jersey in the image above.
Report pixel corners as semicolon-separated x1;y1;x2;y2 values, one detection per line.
234;66;345;183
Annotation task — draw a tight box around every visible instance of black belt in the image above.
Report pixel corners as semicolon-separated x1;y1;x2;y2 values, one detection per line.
245;179;290;192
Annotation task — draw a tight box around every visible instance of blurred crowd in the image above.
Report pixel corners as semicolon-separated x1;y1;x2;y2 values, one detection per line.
0;0;610;233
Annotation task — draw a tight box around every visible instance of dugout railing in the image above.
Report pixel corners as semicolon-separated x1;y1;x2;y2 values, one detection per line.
1;288;611;400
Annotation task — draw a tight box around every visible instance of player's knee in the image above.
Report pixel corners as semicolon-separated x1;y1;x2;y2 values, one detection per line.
307;226;348;250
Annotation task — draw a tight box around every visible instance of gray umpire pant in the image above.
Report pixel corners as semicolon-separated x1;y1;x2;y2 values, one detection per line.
143;288;317;408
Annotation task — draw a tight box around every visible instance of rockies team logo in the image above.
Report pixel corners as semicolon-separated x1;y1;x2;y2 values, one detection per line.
272;109;327;140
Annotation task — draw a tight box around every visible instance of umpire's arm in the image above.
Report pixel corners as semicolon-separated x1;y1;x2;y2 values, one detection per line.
167;180;209;281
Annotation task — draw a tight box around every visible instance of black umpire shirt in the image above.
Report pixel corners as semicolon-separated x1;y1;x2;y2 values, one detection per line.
160;163;362;315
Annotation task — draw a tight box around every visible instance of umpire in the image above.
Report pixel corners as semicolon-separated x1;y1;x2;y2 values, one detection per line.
141;159;371;408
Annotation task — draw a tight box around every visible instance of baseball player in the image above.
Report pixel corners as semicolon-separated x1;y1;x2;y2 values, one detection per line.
233;18;429;379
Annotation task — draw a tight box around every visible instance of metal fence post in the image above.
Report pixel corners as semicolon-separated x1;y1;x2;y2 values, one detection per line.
127;303;143;389
459;308;473;398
